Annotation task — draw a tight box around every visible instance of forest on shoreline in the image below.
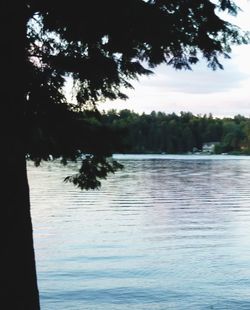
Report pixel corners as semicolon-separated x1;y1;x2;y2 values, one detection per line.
98;110;250;155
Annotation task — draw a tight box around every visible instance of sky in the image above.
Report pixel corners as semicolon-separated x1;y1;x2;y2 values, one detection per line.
98;0;250;118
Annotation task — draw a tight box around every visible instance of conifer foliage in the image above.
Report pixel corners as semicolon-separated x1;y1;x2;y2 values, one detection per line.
25;0;247;186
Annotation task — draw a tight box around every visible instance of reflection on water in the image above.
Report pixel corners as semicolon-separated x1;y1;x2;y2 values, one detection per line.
28;155;250;310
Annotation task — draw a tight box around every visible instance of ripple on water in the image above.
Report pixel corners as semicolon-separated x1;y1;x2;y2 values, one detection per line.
28;156;250;310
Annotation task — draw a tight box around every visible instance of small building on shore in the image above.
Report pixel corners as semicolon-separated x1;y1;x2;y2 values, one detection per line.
202;142;219;154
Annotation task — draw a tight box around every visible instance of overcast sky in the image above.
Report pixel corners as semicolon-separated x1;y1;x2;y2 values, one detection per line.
98;0;250;118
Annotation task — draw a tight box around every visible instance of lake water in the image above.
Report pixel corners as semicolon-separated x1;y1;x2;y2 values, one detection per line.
28;155;250;310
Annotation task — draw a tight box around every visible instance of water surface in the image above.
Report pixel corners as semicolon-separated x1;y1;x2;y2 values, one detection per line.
29;155;250;309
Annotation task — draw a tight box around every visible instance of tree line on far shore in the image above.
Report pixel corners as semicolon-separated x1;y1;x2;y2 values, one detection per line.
98;110;250;155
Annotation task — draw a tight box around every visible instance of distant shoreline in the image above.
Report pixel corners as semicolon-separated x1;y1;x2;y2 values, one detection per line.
112;154;250;160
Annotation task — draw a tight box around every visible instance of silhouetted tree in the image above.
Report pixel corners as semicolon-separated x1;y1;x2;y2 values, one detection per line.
4;1;247;308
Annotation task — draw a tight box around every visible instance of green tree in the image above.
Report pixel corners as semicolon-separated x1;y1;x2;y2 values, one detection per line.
221;121;245;152
4;1;247;308
103;110;250;154
243;121;250;151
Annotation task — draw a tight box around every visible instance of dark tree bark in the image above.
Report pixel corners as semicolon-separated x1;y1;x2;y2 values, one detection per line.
4;155;40;309
2;2;40;309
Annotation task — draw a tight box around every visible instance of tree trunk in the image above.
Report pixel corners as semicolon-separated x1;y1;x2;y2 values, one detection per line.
4;154;40;310
1;2;40;309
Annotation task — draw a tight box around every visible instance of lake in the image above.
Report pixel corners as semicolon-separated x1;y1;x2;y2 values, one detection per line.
28;155;250;309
